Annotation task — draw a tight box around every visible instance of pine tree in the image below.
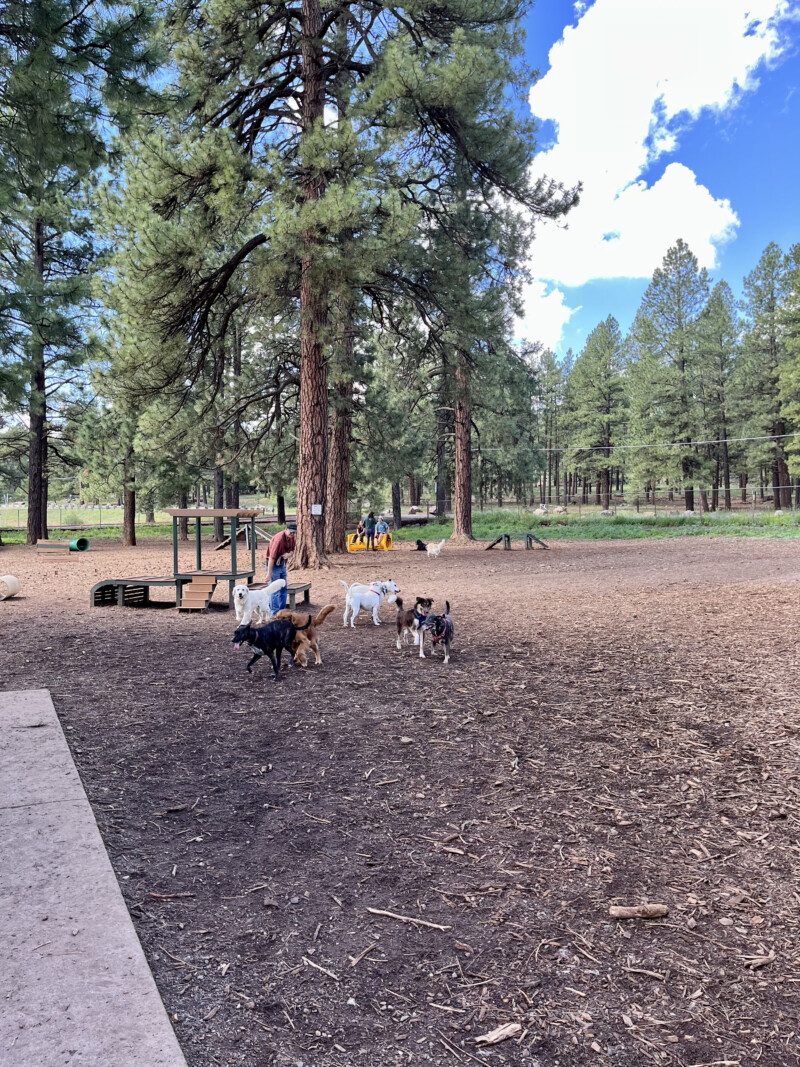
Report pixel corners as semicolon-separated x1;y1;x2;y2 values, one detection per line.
738;243;792;509
695;281;740;509
108;0;576;564
566;317;626;509
0;0;159;543
632;240;709;510
778;243;800;490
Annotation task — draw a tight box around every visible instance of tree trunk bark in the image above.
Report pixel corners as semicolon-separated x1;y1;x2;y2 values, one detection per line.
277;493;286;524
435;402;448;519
178;489;189;541
391;482;402;530
231;321;242;509
293;0;329;568
214;460;224;541
699;489;710;513
452;349;473;541
40;433;49;540
26;218;46;545
324;288;354;555
122;443;136;547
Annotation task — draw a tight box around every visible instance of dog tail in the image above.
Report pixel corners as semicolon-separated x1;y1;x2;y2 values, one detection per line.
394;596;404;610
446;600;450;614
313;604;336;627
297;614;312;631
264;578;286;595
339;579;351;594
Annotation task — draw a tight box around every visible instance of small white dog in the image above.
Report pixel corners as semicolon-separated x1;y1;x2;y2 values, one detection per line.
233;578;286;625
426;539;446;558
340;579;399;628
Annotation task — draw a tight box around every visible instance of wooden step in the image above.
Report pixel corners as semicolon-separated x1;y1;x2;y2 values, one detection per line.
178;575;218;611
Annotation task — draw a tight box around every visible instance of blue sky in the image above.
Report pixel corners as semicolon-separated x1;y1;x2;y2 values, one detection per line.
516;0;800;357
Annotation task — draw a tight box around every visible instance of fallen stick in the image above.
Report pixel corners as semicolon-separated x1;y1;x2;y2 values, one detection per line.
475;1023;522;1046
367;907;452;931
349;943;378;968
609;903;669;919
302;955;340;982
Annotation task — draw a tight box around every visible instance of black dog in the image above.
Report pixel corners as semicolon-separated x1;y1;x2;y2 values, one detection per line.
414;539;427;552
232;617;311;681
420;601;454;664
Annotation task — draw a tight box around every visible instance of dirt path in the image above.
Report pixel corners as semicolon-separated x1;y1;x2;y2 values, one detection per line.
1;537;799;1066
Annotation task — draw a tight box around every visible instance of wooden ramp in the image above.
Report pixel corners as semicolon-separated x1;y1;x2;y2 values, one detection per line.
0;690;187;1067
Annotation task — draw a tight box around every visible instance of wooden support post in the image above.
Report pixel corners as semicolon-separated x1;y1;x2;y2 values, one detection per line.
195;517;202;571
172;517;179;578
250;517;256;576
231;515;238;578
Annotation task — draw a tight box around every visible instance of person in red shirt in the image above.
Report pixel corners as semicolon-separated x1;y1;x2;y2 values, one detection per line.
265;521;295;613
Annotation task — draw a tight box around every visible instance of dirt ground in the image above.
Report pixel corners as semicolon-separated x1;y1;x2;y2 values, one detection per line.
1;536;800;1067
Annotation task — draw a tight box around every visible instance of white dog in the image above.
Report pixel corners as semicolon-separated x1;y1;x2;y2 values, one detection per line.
426;539;446;558
233;578;286;625
340;579;399;628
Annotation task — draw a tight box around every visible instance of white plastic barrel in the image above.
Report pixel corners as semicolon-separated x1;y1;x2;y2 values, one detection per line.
0;575;20;600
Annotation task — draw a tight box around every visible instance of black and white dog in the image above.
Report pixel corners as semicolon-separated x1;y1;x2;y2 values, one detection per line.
395;595;434;653
232;616;311;681
419;601;454;663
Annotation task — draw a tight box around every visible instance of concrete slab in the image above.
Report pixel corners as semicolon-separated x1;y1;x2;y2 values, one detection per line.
0;689;187;1067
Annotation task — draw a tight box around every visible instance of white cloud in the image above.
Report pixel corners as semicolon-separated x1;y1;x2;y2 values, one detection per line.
517;280;579;351
519;0;796;347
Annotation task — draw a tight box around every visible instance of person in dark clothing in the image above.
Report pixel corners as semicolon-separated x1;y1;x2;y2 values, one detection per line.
364;511;377;551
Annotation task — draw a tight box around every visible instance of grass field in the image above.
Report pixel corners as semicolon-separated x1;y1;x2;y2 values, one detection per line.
392;506;800;541
5;505;800;545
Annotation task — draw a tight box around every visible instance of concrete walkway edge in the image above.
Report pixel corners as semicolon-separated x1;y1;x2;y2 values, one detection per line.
0;688;188;1067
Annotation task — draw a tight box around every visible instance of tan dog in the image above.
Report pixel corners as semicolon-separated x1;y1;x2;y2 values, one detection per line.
274;604;335;666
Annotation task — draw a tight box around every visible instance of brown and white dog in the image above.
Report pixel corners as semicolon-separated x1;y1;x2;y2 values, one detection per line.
395;596;434;654
274;604;335;666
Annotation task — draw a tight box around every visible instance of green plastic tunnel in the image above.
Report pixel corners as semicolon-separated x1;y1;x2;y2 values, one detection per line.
69;537;90;552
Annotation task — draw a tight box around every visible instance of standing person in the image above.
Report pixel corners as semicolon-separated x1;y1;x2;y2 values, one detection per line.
265;521;296;613
375;515;389;547
364;510;377;551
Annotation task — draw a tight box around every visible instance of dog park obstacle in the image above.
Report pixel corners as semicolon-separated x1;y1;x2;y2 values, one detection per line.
91;510;260;610
485;532;549;551
0;574;20;600
179;573;218;611
347;532;393;552
215;522;273;552
36;537;89;557
248;580;311;610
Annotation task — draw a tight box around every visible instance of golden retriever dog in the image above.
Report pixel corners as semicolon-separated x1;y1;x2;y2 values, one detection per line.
274;604;335;666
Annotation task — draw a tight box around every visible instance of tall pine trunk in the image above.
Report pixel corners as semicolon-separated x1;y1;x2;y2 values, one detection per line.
391;482;402;530
122;442;136;547
213;456;224;541
26;218;46;545
178;489;189;541
294;0;329;568
324;291;354;554
277;493;286;524
435;395;448;519
452;349;473;540
720;424;731;510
